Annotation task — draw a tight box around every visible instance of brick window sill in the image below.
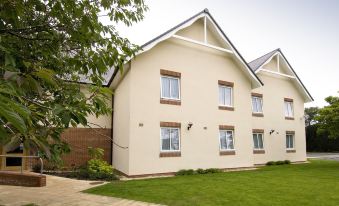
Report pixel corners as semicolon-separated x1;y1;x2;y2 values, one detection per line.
159;152;181;157
286;150;296;153
219;150;236;155
253;150;265;154
160;99;181;105
252;113;264;117
219;106;234;111
285;117;294;120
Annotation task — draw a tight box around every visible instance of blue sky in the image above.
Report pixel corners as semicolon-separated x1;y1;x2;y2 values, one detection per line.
114;0;339;107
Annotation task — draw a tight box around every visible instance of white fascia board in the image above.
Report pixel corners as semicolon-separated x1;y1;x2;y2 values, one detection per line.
256;52;313;102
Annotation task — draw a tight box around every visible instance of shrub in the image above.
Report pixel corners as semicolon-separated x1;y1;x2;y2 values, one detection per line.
284;160;291;164
204;168;222;173
266;161;275;166
196;168;206;174
276;161;285;165
175;169;195;176
87;158;117;180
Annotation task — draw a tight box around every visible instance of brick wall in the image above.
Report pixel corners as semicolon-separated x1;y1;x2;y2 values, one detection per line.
60;128;112;167
0;171;46;187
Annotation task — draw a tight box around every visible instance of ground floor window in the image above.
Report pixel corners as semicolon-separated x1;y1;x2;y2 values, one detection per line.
160;127;180;151
253;133;264;149
286;134;294;149
219;130;234;150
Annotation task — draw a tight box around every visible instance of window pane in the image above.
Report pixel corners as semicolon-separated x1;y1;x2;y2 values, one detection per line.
226;131;234;149
258;134;263;149
284;102;289;116
161;77;170;98
257;98;263;113
161;128;170;150
252;97;257;112
225;87;232;106
170;78;179;99
220;131;227;150
253;134;258;149
171;129;180;150
288;102;293;117
219;86;225;105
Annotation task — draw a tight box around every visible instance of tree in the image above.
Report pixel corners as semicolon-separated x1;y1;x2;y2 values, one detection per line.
0;0;147;163
304;107;319;127
315;93;339;139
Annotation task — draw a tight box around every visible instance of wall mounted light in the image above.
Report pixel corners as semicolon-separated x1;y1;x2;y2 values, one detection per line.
269;130;275;135
187;122;193;130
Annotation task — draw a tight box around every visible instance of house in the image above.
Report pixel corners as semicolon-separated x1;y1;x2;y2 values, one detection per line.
0;9;313;176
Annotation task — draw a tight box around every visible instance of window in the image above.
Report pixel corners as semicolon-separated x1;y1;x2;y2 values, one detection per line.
284;101;294;117
286;134;294;149
219;130;234;150
253;133;264;150
219;86;232;107
252;96;263;113
161;76;180;100
161;127;180;151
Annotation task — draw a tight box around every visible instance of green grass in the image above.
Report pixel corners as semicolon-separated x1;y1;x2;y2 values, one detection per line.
84;160;339;206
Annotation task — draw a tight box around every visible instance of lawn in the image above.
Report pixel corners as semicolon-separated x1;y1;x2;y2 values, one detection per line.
84;160;339;206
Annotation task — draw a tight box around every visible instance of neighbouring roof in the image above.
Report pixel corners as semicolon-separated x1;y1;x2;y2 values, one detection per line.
249;49;314;102
248;49;280;72
106;8;264;88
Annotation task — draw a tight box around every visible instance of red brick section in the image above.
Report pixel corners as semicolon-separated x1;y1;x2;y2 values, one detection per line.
159;152;181;157
60;128;112;167
285;117;295;120
160;69;181;77
160;122;181;128
0;171;46;187
286;150;296;153
252;113;264;117
160;99;181;105
284;97;293;102
219;151;236;155
252;129;264;133
219;125;234;130
219;106;234;111
251;92;263;97
218;80;234;87
253;150;265;154
286;131;295;134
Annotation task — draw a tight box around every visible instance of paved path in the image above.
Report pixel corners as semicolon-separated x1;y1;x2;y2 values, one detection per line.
0;174;162;206
307;152;339;161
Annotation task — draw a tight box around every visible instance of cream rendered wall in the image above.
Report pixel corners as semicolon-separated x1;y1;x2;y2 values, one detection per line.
125;38;255;176
79;85;112;129
112;72;131;174
251;73;307;164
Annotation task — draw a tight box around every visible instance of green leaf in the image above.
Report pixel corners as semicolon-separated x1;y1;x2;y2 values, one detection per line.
0;102;27;133
5;54;16;67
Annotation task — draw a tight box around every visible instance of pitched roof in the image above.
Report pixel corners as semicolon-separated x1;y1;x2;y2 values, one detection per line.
249;49;313;102
248;49;280;71
106;8;264;87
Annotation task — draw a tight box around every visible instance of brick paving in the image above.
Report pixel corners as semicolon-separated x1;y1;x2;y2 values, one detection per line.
0;174;162;206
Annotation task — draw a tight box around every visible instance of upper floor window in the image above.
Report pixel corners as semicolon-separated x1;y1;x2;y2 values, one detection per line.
160;127;180;151
252;96;263;113
286;133;294;149
161;76;180;100
284;98;294;118
219;86;232;107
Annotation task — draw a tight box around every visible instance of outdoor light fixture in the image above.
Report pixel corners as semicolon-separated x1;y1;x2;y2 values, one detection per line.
187;122;193;130
269;130;275;135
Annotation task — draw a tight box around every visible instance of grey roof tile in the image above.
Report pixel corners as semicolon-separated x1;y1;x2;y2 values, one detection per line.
248;49;280;71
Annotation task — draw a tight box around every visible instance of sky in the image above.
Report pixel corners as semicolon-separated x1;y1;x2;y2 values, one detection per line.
112;0;339;107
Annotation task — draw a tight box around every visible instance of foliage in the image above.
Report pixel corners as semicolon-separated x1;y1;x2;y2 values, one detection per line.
85;160;339;206
304;107;319;127
315;94;339;139
266;160;290;166
175;169;195;176
88;147;104;159
0;0;147;162
86;158;117;180
176;168;222;176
